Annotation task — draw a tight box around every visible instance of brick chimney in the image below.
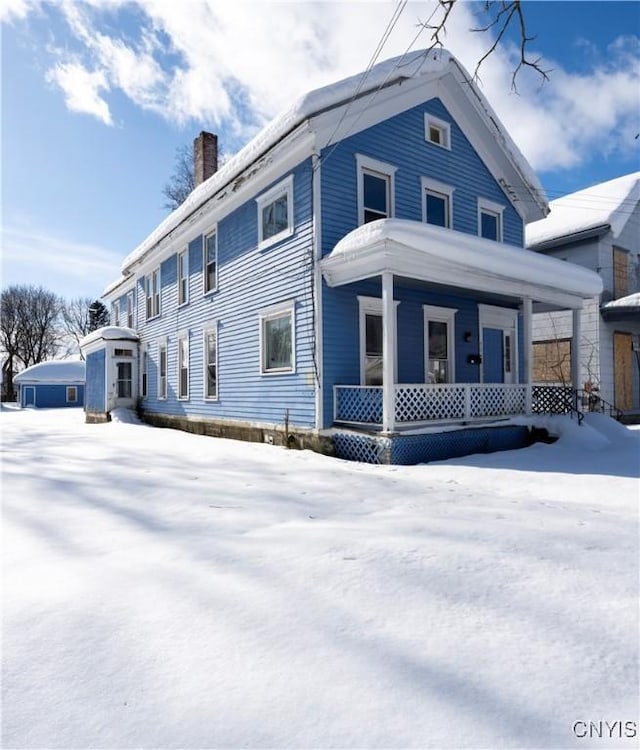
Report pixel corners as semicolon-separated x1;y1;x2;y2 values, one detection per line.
193;131;218;187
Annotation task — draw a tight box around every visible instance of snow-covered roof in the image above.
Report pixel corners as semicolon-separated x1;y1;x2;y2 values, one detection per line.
79;326;139;350
526;172;640;248
14;360;85;384
602;291;640;309
321;219;602;308
106;48;546;294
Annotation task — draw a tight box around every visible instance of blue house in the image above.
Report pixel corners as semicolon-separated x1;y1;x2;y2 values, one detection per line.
14;360;85;408
86;49;602;463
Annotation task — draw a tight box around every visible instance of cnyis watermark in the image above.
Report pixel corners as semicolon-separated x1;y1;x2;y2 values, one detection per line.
573;721;637;740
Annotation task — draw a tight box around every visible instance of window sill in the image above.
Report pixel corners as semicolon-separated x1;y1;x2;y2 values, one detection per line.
258;227;294;252
261;367;295;376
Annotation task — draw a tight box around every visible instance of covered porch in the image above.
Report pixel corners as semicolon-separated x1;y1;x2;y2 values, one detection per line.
321;220;603;434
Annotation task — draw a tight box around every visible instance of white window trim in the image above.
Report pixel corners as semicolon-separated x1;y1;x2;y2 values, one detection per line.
203;323;219;401
259;300;296;375
140;344;148;399
203;229;218;296
357;295;399;385
421;176;454;228
178;248;189;306
425;113;451;150
478;198;505;242
66;386;77;403
423;305;458;383
146;267;161;320
157;338;168;400
356;154;397;226
177;331;190;400
256;175;294;251
126;291;134;328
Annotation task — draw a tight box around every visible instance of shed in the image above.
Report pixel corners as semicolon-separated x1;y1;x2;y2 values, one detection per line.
14;360;86;408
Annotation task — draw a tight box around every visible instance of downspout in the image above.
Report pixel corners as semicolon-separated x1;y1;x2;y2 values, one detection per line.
312;153;324;431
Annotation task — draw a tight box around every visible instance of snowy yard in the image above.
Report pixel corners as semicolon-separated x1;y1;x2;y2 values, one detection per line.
1;406;638;749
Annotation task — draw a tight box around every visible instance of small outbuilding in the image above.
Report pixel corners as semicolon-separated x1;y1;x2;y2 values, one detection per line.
14;360;86;408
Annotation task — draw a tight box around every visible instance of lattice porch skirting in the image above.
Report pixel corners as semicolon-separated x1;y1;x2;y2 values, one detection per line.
333;424;531;465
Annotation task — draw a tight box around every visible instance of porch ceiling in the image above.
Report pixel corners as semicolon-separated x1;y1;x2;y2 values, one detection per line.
321;219;603;309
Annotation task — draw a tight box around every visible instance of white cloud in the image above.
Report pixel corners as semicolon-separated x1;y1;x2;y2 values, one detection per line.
46;61;113;125
8;1;640;176
0;0;37;23
1;224;122;299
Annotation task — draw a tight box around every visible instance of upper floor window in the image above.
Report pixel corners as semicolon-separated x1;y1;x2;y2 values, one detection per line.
256;175;294;250
613;247;629;299
145;268;160;319
178;249;189;305
356;154;397;226
425;114;451;150
260;301;295;375
478;198;504;242
203;231;217;295
126;291;134;328
422;177;453;228
112;301;120;327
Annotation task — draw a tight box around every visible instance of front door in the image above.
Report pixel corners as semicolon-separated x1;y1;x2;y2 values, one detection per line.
613;331;633;410
479;305;518;384
114;360;135;408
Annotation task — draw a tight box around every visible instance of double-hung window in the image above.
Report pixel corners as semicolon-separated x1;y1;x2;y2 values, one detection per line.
256;175;294;250
356;154;396;225
358;295;399;386
157;340;167;399
204;325;218;400
146;268;160;319
112;301;120;326
178;249;189;305
422;177;453;228
203;231;217;294
425;114;451;149
177;333;189;399
478;198;504;242
126;292;134;328
260;301;295;374
141;346;148;399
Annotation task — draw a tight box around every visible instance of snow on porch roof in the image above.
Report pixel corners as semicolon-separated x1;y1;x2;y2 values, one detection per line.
79;326;139;350
321;219;603;308
14;360;85;384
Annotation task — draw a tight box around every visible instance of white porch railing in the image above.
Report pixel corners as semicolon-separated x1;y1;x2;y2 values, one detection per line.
334;383;529;425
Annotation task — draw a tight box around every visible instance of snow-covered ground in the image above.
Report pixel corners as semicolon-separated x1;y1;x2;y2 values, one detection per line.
2;406;638;749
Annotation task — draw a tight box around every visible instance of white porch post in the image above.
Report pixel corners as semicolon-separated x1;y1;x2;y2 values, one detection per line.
522;296;533;414
382;272;395;433
572;306;582;392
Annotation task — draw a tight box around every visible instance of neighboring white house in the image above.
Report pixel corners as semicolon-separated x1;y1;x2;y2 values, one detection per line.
527;172;640;416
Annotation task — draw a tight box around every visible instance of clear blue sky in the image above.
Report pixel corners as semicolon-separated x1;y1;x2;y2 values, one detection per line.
1;1;639;302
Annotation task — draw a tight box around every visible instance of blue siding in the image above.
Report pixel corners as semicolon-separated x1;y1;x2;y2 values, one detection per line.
320;97;523;259
135;159;317;429
319;96;529;427
85;349;106;412
23;384;85;408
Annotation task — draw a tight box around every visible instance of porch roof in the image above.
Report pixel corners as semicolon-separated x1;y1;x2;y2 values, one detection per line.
321;219;603;309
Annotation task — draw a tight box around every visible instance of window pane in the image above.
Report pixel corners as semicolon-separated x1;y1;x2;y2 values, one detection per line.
117;362;132;397
206;331;217;397
481;211;499;240
429;125;441;144
428;320;448;383
205;234;216;292
364;313;383;386
426;192;448;227
262;194;289;240
363;172;388;220
265;314;292;370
